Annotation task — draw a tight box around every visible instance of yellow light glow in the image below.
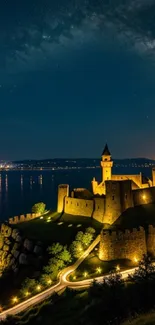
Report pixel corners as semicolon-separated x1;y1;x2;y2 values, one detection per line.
83;271;88;278
142;195;146;199
116;265;120;272
47;279;52;285
40;216;43;219
36;285;41;291
96;267;102;274
12;297;18;304
73;275;76;280
134;257;138;263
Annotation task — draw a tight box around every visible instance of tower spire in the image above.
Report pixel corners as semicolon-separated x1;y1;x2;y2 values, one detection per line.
102;143;111;156
101;143;113;182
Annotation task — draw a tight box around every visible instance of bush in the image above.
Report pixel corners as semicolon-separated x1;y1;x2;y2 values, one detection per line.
32;202;46;214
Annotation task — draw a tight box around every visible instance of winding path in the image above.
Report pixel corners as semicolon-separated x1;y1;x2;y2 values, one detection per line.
0;235;137;321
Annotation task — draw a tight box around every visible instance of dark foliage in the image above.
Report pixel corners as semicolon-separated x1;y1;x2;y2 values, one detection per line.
3;255;155;325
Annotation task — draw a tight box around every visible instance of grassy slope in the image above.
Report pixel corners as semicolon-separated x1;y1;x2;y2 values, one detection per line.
15;212;102;245
113;203;155;230
72;250;135;280
122;311;155;325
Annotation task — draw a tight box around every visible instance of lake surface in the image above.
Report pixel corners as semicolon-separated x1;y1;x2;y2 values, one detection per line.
0;167;152;221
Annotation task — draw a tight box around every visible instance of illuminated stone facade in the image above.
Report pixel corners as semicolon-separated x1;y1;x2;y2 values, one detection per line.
99;227;147;261
99;224;155;262
92;144;153;195
56;144;155;262
57;144;155;225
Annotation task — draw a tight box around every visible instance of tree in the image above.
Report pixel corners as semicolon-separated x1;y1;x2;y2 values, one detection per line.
82;232;93;247
40;274;52;286
47;243;63;255
58;247;72;263
75;231;84;242
70;240;83;258
129;254;155;283
20;278;37;295
85;227;96;235
49;257;65;271
32;202;46;214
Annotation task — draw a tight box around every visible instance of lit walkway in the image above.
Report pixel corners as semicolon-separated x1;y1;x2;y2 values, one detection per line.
0;234;137;320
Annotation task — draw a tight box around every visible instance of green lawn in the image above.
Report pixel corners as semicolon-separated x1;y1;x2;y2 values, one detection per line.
15;212;102;246
70;249;135;281
113;203;155;230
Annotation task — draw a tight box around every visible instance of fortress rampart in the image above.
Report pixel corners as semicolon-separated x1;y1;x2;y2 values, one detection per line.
99;225;155;261
64;197;94;217
57;182;155;225
99;227;147;261
133;187;155;206
111;174;142;189
147;225;155;256
9;213;41;225
57;145;155;226
93;197;105;223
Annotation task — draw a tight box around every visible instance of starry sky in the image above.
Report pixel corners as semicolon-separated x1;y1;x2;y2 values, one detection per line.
1;0;155;160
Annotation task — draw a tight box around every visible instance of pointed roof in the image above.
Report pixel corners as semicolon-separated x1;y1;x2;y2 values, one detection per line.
102;144;111;156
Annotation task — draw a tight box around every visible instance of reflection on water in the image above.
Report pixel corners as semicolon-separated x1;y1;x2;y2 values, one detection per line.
21;174;23;192
5;174;8;190
39;175;43;186
0;167;152;221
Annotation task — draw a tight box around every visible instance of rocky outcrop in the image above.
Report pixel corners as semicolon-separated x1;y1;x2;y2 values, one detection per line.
0;223;44;275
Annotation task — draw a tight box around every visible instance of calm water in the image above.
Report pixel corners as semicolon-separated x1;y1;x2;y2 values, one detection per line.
0;167;152;221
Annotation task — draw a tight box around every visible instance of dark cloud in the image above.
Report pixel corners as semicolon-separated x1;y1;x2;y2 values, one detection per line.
1;0;155;74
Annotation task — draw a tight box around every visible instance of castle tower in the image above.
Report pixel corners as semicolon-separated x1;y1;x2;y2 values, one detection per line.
57;184;69;213
152;167;155;186
101;144;113;183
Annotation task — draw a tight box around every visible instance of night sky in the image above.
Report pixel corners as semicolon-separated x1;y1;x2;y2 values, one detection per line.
1;0;155;160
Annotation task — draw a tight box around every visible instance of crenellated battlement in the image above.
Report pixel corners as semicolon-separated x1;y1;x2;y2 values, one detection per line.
101;226;145;239
9;213;41;225
99;225;147;261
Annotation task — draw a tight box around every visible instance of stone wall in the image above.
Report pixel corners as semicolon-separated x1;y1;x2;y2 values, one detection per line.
99;227;146;261
92;197;105;223
152;169;155;186
133;187;155;206
103;180;133;225
112;174;142;188
57;184;69;213
0;223;43;274
9;213;41;225
64;197;94;217
147;225;155;256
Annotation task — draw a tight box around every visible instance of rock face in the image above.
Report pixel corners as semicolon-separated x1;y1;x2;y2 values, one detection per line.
0;223;44;274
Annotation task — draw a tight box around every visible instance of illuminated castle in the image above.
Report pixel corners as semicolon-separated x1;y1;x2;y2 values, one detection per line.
92;144;154;195
57;144;155;225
